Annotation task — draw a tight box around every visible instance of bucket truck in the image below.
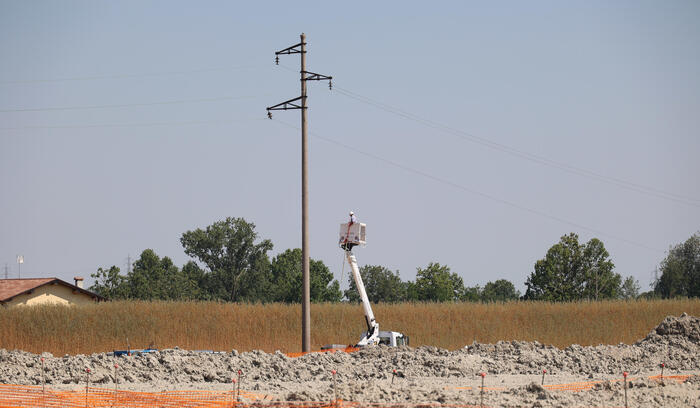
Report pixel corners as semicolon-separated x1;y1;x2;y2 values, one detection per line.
325;218;409;348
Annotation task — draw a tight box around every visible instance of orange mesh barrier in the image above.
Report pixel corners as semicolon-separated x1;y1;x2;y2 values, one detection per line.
341;403;485;408
0;384;271;408
648;374;692;383
542;374;693;392
451;374;695;393
0;375;695;408
0;385;485;408
286;347;359;358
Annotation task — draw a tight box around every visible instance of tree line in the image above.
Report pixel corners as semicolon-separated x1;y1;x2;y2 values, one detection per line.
90;217;700;302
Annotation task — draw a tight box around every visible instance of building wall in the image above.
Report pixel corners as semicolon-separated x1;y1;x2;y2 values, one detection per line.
5;284;97;307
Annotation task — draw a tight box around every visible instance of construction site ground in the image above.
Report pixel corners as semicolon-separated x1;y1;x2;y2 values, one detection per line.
0;313;698;407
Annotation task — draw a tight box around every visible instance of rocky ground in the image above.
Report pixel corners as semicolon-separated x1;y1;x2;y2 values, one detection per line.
1;313;698;407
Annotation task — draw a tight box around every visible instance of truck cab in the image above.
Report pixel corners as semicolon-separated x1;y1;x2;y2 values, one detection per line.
376;330;409;347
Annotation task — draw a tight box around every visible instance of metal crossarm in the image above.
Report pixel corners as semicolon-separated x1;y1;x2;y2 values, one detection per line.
302;71;332;82
267;96;304;111
275;42;305;65
275;42;305;56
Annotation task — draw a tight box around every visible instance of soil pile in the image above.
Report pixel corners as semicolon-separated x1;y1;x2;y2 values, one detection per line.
0;313;698;407
639;312;700;343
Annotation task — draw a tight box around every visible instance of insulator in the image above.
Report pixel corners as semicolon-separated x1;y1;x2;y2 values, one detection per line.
275;56;279;65
267;111;272;119
328;80;333;90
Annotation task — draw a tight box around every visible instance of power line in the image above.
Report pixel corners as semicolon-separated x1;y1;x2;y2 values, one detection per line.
284;58;697;206
0;95;264;113
0;117;266;131
0;65;256;85
329;85;700;208
3;62;695;207
270;118;662;253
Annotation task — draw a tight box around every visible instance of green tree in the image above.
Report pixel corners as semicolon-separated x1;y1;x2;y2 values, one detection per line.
344;265;406;303
91;254;208;301
619;276;640;300
482;279;521;302
126;249;192;300
461;285;482;302
269;248;341;302
524;233;620;301
414;262;464;302
90;265;128;299
173;261;206;300
180;217;273;302
404;281;419;301
654;233;700;298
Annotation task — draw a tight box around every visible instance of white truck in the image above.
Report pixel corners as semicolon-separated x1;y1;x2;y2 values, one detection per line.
326;219;409;348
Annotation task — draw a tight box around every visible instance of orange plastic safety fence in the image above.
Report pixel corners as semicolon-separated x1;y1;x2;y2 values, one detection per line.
0;384;271;408
342;403;485;408
0;385;489;408
451;373;695;393
542;374;693;392
286;347;359;358
0;375;695;408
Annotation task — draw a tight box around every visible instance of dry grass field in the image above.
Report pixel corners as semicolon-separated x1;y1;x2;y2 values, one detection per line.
0;299;698;355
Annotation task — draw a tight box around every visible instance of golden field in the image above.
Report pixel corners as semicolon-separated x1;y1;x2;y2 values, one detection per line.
0;299;698;356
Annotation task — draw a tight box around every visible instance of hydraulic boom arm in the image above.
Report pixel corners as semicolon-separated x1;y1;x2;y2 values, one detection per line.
345;250;380;347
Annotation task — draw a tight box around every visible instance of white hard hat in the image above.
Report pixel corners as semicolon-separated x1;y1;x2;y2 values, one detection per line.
349;211;354;216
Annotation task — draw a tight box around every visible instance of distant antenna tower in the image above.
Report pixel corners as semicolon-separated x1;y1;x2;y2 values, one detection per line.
3;263;8;280
127;254;132;274
16;255;24;279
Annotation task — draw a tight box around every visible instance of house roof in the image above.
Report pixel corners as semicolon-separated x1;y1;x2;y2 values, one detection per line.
0;278;105;303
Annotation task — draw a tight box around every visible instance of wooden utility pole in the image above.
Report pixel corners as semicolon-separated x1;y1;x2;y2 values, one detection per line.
267;33;332;352
300;34;310;355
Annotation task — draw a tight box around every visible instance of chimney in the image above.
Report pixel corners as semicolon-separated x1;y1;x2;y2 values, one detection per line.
74;277;84;289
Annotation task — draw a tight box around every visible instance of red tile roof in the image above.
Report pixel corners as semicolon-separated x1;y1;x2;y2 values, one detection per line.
0;278;105;303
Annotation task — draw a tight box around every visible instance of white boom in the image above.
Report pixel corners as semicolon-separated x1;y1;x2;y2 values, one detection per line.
345;251;380;346
328;218;408;350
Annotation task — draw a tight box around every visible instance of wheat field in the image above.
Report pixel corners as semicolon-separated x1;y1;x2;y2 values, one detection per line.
0;299;698;355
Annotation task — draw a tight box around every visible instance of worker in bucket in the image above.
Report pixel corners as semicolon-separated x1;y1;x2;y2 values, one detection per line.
342;211;358;251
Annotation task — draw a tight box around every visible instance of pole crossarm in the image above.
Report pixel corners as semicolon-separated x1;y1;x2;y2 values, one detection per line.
267;96;304;111
275;42;305;56
275;42;305;64
302;71;332;82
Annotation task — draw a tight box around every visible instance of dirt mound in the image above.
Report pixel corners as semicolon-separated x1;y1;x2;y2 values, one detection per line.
1;314;699;406
648;313;700;342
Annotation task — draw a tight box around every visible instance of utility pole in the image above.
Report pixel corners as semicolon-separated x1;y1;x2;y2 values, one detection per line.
3;263;8;280
267;33;332;352
126;254;132;274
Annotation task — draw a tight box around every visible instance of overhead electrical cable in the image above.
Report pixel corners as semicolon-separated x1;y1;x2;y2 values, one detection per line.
0;117;266;131
3;62;695;206
330;85;700;208
0;65;256;85
271;118;663;253
0;95;263;113
278;63;697;206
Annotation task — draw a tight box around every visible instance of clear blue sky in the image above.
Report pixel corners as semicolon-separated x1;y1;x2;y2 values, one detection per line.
1;1;698;294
